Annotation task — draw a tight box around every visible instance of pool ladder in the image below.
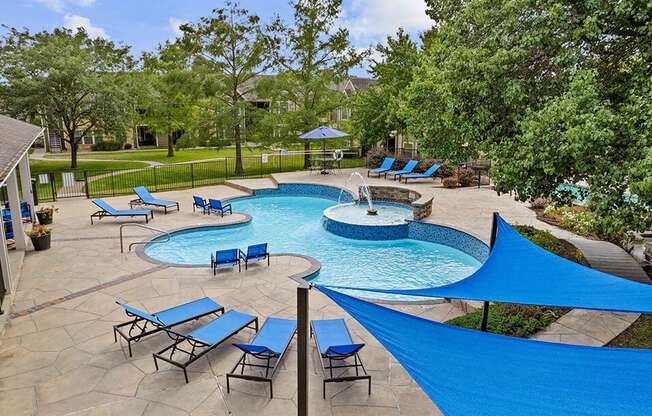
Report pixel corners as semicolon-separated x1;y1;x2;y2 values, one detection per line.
119;223;171;253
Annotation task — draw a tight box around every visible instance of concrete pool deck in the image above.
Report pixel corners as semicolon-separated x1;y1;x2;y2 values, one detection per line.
0;168;640;415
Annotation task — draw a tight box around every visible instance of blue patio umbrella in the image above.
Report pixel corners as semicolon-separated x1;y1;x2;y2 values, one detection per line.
299;125;349;156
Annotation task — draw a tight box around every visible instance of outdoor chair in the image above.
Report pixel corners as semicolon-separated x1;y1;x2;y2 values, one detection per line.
402;163;441;183
240;243;270;270
386;159;418;180
130;186;180;214
90;199;152;224
311;318;371;399
227;317;297;398
367;157;395;177
208;198;232;217
211;248;241;274
192;195;210;214
153;310;258;383
113;297;224;357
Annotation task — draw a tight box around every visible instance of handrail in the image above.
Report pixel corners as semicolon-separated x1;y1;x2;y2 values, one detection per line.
119;223;171;253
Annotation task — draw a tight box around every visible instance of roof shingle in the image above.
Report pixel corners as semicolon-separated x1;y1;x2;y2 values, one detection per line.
0;114;43;185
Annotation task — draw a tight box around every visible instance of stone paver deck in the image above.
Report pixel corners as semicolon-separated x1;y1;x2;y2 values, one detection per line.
0;168;642;415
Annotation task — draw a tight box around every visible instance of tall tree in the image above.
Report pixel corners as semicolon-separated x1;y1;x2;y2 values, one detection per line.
141;42;197;157
260;0;365;168
179;1;278;174
0;27;134;168
352;28;418;152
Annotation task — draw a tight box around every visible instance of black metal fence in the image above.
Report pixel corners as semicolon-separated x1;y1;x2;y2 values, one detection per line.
32;152;365;202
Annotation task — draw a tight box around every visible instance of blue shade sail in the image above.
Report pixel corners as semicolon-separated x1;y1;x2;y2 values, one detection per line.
299;125;349;139
323;213;652;314
316;285;652;416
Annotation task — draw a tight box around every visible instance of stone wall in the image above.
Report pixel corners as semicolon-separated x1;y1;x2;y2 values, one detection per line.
363;185;433;220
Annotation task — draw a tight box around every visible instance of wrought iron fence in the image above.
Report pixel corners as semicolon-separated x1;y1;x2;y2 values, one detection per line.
32;152;365;202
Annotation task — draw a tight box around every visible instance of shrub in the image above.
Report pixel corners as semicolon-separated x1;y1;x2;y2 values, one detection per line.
123;143;133;150
442;176;459;188
543;205;597;237
513;225;585;263
91;140;123;151
366;147;390;168
530;197;551;210
393;154;418;170
436;161;456;178
457;168;477;187
415;158;439;173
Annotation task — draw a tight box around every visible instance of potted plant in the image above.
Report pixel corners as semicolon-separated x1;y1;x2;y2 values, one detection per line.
26;225;51;251
36;206;58;225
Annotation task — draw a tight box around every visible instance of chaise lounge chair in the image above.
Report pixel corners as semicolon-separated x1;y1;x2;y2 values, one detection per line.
113;297;224;357
90;199;153;224
208;198;232;217
402;163;441;183
367;157;395;177
192;196;210;214
240;243;270;270
153;310;258;383
385;159;418;180
130;186;180;214
211;248;241;274
226;317;297;398
311;318;371;398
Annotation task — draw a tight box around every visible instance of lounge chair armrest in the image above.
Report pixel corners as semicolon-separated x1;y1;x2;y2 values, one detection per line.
324;343;365;357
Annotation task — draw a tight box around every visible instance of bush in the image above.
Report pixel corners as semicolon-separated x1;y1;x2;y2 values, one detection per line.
414;158;437;173
513;225;585;263
366;147;390;168
530;197;551;210
442;176;459;188
436;161;456;178
543;205;597;237
123;143;132;150
457;168;477;187
91;140;123;151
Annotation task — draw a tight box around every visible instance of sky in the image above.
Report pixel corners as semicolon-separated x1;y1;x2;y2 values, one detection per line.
0;0;434;76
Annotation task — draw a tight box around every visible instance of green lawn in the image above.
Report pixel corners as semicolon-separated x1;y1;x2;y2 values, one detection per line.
608;315;652;348
30;159;149;175
44;146;282;164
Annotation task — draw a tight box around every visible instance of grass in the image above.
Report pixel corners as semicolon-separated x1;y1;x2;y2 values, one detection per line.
446;224;580;338
30;159;149;176
608;315;652;348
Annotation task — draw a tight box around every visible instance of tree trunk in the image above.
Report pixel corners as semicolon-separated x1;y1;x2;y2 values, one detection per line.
167;132;174;157
233;103;243;175
303;142;311;169
70;140;78;169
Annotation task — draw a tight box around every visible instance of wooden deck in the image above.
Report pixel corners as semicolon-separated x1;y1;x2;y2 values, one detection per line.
569;238;650;284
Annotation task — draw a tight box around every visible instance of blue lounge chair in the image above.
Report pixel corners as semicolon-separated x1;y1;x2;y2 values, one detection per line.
211;248;241;274
367;157;395;177
130;186;180;214
3;201;32;221
311;319;371;398
386;159;419;180
402;163;441;183
208;198;232;217
192;196;210;214
240;243;270;270
153;310;258;383
113;297;224;357
90;199;152;224
227;317;297;398
2;218;13;240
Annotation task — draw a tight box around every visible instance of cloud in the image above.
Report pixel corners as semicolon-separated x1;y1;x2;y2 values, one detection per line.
63;14;109;39
342;0;433;45
168;17;186;39
35;0;95;13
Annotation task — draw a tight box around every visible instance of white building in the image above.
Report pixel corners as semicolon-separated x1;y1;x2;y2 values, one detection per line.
0;115;42;318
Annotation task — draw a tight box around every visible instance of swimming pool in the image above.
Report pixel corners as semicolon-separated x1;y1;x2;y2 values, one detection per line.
144;192;482;298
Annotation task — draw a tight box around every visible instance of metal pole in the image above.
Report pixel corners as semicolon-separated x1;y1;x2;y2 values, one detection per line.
297;283;309;416
480;213;499;332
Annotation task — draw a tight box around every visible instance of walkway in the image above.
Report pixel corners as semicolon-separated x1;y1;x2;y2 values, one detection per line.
568;238;650;284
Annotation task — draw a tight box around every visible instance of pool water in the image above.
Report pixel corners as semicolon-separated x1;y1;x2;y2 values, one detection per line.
323;202;412;225
145;195;481;297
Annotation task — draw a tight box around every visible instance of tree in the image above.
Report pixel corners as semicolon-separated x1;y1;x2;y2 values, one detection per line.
405;0;652;240
260;0;365;168
179;1;278;174
0;27;134;168
352;28;418;152
141;42;198;157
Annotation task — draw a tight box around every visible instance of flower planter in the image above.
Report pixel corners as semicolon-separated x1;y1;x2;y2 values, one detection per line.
30;234;51;251
36;211;53;225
